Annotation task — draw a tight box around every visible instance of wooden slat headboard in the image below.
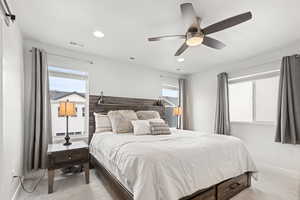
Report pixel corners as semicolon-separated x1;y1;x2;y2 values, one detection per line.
89;95;165;143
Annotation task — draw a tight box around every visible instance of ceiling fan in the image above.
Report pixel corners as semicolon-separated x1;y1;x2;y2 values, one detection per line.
148;3;252;56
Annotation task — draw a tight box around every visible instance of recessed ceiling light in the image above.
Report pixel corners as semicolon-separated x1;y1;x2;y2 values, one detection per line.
93;30;104;38
177;58;184;62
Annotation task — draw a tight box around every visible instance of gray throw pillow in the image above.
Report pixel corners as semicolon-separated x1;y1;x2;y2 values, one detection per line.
149;121;171;135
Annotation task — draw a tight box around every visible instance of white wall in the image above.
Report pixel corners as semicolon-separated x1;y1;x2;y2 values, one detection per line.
23;40;183;146
186;40;300;174
23;40;183;99
1;1;24;199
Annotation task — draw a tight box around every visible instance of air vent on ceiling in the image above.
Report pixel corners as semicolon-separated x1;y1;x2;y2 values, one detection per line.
69;41;84;48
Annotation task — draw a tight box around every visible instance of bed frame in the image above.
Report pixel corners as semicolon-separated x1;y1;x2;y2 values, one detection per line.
89;95;252;200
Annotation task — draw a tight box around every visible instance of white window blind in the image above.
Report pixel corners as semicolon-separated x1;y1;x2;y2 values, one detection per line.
255;76;279;122
229;81;253;122
229;71;279;124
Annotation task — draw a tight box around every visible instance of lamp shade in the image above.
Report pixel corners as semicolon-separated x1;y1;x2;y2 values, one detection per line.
173;107;183;116
59;101;76;116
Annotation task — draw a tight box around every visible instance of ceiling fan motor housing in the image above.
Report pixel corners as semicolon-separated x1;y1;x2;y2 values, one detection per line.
186;32;204;46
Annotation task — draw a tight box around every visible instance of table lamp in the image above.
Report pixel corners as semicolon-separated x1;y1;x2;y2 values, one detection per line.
59;100;76;146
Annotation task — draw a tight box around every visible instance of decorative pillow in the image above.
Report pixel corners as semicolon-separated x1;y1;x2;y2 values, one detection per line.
148;118;165;123
118;110;138;121
149;121;171;135
131;120;151;135
108;110;138;133
94;113;112;133
136;111;161;120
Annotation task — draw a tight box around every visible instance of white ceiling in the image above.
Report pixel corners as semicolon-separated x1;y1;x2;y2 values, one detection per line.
16;0;300;74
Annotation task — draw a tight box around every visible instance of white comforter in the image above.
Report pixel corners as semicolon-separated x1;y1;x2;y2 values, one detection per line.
90;130;257;200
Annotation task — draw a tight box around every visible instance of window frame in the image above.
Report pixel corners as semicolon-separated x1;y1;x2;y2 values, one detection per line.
228;70;279;125
161;85;179;98
82;107;85;117
161;84;179;128
48;65;89;140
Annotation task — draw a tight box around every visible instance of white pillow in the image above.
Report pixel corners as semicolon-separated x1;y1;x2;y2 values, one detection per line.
108;110;138;133
94;113;112;133
148;118;165;123
131;120;151;135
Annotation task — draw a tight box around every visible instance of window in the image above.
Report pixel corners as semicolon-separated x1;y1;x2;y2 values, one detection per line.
229;73;279;124
49;66;88;139
70;107;78;117
255;76;279;122
57;107;61;117
56;132;65;136
161;86;179;128
82;107;85;117
162;88;179;98
229;81;253;122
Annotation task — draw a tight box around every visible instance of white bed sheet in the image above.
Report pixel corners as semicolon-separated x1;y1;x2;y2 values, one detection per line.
89;130;257;200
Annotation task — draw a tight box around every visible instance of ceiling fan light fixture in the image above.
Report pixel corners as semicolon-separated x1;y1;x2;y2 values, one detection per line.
186;32;204;47
177;58;185;62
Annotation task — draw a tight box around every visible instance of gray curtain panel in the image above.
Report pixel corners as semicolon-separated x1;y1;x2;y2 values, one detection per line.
24;47;52;172
214;72;231;135
178;79;186;129
275;55;300;144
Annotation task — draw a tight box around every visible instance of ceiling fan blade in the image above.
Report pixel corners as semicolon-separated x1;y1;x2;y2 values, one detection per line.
175;42;188;56
180;3;198;30
148;35;185;42
202;12;252;35
202;36;226;49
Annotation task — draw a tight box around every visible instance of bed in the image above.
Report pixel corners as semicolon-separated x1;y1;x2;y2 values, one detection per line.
88;95;257;200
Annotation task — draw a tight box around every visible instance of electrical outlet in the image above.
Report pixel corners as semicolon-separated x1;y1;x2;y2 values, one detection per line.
11;169;17;178
10;169;18;183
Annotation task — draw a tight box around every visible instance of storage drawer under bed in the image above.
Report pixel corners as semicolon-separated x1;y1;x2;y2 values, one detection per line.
217;173;250;200
190;187;216;200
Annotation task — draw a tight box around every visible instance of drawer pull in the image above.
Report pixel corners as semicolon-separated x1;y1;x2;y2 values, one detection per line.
229;182;241;190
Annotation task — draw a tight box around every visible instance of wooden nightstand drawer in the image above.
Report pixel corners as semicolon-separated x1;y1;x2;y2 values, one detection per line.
47;142;89;169
52;148;88;164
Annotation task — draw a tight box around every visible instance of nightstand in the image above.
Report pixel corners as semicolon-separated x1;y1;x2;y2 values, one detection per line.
47;141;89;194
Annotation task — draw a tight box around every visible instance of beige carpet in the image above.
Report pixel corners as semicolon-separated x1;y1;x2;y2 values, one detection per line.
18;165;300;200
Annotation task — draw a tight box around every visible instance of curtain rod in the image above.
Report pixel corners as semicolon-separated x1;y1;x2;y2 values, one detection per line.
228;69;280;83
29;49;94;64
230;53;300;75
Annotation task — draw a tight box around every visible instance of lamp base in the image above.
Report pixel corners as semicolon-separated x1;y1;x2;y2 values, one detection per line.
63;141;72;146
63;135;72;146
